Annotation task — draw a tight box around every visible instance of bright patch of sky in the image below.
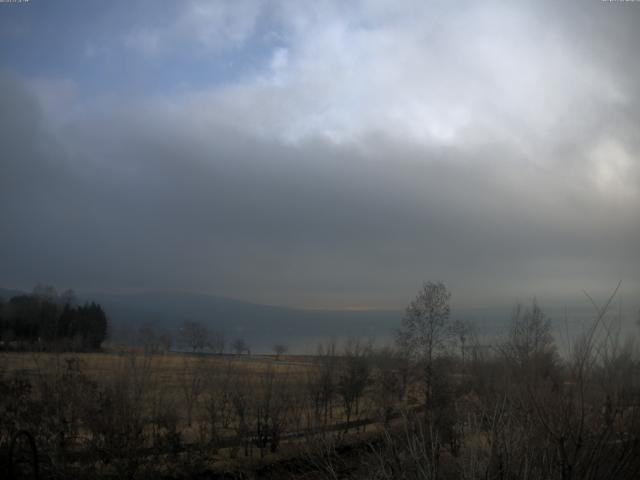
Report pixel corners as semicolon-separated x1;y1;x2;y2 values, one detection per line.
1;0;282;95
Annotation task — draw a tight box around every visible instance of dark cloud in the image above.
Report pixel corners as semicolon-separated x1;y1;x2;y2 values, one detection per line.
1;1;639;312
1;71;638;310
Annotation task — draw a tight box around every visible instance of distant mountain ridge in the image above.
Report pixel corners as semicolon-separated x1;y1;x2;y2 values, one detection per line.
90;291;402;353
2;287;620;353
1;287;402;352
0;287;518;352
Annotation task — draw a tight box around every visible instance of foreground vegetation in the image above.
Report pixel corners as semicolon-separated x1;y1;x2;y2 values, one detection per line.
2;283;639;479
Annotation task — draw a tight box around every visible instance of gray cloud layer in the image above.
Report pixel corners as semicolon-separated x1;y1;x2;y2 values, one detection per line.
1;1;639;310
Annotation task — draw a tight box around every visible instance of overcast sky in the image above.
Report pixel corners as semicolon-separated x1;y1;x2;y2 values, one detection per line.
1;0;639;310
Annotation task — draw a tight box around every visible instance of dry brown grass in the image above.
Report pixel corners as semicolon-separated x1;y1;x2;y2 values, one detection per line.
0;350;314;437
1;348;412;480
0;350;311;380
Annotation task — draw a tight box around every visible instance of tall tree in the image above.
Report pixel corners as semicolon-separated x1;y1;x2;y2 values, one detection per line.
396;282;453;413
504;299;557;379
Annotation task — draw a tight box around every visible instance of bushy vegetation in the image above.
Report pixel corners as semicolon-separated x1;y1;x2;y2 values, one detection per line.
0;285;108;351
1;282;639;479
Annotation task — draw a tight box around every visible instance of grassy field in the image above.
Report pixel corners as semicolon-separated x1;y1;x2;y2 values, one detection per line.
0;348;389;438
0;350;319;433
4;331;639;480
1;348;405;478
0;350;313;386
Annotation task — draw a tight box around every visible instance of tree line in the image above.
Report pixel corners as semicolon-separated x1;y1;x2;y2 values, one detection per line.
0;285;108;351
137;318;255;356
2;280;639;479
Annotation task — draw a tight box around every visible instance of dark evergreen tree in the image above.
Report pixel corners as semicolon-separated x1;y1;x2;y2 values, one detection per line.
0;286;109;351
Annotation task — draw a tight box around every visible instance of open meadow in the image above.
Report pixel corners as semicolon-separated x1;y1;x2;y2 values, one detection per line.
1;345;417;478
4;294;640;480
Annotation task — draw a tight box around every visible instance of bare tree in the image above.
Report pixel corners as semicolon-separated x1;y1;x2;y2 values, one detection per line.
451;319;472;367
179;357;205;427
372;346;409;424
84;349;156;478
159;330;173;353
397;281;453;414
304;340;339;430
230;375;253;457
366;411;441;480
202;359;235;448
232;338;249;355
502;299;557;379
273;344;288;360
479;283;640;480
209;328;225;354
137;321;160;355
180;320;209;353
317;340;338;426
253;366;293;456
337;338;372;431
